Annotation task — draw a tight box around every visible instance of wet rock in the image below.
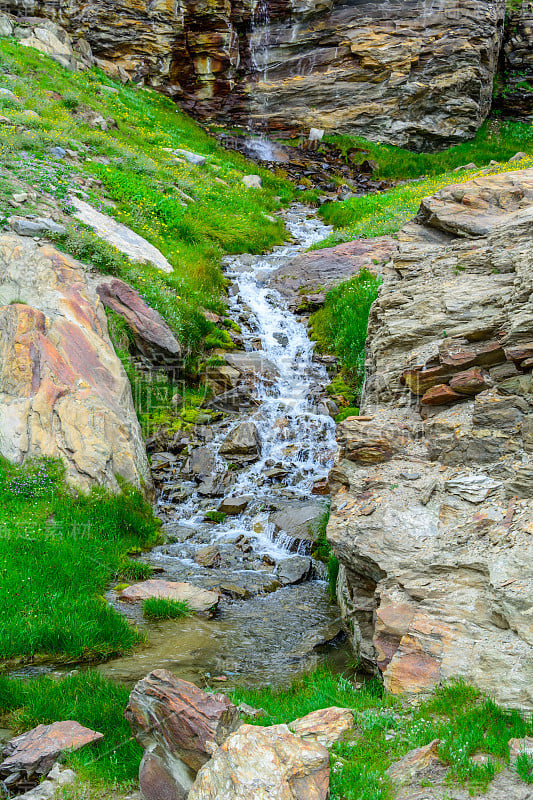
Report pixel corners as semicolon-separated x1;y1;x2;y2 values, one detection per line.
225;351;279;379
0;722;103;777
71;197;173;274
96;279;181;368
388;740;442;784
217;495;252;514
219;421;261;461
288;707;354;748
195;545;223;568
270;502;325;552
188;723;329;800
275;556;313;585
126;671;241;800
119;580;219;614
207;385;258;411
0;234;150;493
185;447;217;479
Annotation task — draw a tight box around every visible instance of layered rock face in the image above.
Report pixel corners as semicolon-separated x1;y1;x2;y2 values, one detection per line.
0;234;150;492
4;0;505;149
328;169;533;709
497;1;533;120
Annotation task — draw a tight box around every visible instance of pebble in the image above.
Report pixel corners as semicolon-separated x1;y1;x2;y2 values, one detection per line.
50;146;66;159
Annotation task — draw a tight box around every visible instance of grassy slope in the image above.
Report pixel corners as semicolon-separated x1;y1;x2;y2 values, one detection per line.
0;457;158;664
0;36;294;429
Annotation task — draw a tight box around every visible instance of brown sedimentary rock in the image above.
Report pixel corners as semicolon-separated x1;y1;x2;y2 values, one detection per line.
2;1;505;149
328;169;533;710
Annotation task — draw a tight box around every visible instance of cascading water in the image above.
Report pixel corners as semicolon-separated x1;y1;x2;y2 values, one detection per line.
99;207;345;688
245;0;277;161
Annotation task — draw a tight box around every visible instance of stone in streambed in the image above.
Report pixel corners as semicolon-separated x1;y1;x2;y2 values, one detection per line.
119;580;219;614
188;723;329;800
270;502;325;552
217;495;252;514
126;670;241;800
275;556;312;585
219;421;261;461
0;722;103;777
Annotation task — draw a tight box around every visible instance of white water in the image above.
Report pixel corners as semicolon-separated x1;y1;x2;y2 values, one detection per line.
155;205;335;560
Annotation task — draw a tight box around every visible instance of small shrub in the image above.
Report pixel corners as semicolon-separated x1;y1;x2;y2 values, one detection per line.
516;753;533;784
118;560;153;581
142;597;191;620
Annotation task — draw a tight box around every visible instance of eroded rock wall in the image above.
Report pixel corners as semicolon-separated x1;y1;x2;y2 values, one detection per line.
0;234;151;493
327;169;533;709
4;0;506;149
497;0;533;120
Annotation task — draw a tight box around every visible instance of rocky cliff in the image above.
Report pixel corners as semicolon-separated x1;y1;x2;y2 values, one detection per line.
327;168;533;710
497;1;533;121
4;0;506;149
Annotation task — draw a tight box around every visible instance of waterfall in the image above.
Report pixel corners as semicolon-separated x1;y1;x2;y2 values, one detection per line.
245;0;277;160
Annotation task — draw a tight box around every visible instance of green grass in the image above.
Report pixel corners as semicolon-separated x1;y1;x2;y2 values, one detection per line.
314;154;533;249
0;38;293;364
233;668;533;800
311;505;339;600
0;456;159;662
325;118;533;181
516;753;533;783
142;597;192;620
0;671;141;784
310;270;382;393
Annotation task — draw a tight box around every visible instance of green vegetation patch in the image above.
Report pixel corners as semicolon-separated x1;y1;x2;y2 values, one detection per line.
0;671;141;784
325;119;533;181
0;456;159;662
233;668;533;800
142;597;192;620
310;270;382;393
0;38;293;363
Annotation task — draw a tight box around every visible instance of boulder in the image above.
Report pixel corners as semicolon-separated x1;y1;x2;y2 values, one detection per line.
16;19;93;71
188;723;329;800
270;502;325;552
8;216;66;237
96;278;182;368
509;736;533;764
126;671;241;800
173;149;206;166
219;421;261;461
70;197;173;274
119;580;219;614
0;722;103;777
217;495;252;514
275;556;313;585
0;234;150;493
270;237;396;311
288;707;354;748
388;740;442;784
327;168;533;710
242;175;261;189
